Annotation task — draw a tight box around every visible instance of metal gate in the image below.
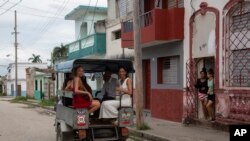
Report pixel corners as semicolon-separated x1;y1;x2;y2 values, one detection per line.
184;59;198;122
225;1;250;87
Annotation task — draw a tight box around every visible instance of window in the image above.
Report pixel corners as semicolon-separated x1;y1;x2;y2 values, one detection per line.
232;12;250;32
225;2;250;87
230;49;250;87
112;30;121;40
117;0;133;17
168;0;184;8
158;56;179;84
123;20;133;33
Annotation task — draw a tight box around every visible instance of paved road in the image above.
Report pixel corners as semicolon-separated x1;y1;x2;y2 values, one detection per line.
0;100;56;141
0;98;134;141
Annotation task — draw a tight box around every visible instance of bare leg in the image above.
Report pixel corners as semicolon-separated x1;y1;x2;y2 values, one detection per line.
201;99;208;119
89;100;100;113
206;100;214;120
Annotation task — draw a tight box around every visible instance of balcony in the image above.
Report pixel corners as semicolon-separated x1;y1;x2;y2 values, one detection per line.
121;8;184;48
66;33;106;60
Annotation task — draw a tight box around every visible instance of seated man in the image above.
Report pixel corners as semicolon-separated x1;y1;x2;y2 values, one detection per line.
97;69;119;102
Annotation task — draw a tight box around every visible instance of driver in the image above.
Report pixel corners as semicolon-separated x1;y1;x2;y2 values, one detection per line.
97;69;119;102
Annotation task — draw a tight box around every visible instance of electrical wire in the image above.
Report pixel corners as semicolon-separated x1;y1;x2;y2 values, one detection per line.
0;0;10;8
8;1;65;17
30;0;70;45
0;7;64;19
0;0;22;16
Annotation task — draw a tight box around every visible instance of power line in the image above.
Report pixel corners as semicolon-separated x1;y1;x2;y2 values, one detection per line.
0;0;10;8
0;0;22;16
8;1;65;17
30;0;70;45
0;7;64;19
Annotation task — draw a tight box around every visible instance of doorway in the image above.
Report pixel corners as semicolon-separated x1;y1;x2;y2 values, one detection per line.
17;85;21;96
143;60;151;110
195;57;214;119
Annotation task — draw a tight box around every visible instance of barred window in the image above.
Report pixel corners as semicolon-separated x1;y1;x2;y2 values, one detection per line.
232;12;250;32
225;2;250;87
158;56;179;84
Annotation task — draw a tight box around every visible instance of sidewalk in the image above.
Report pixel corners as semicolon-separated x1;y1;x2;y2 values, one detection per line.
129;117;229;141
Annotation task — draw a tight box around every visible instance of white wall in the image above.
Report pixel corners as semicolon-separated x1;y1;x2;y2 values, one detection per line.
6;63;47;96
183;0;232;88
105;22;134;59
75;12;107;39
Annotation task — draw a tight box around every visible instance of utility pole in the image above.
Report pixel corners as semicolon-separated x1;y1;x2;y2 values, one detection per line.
133;0;144;128
12;10;19;97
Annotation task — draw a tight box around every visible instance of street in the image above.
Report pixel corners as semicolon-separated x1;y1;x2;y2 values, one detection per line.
0;99;56;141
0;98;134;141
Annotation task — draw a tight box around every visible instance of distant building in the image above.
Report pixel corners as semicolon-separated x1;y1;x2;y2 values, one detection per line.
6;63;47;96
65;5;107;60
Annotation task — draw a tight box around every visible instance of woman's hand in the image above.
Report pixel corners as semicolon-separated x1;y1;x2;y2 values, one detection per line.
116;87;124;93
88;93;93;101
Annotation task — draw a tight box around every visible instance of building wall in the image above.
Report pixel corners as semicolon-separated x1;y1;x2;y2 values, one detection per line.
183;0;231;89
183;0;250;124
6;63;47;96
142;41;184;122
75;12;107;39
106;21;134;59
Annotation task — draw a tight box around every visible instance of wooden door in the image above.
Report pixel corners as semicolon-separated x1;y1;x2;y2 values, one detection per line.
143;60;151;110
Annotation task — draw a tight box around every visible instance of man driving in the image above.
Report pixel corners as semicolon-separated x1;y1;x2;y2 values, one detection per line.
97;69;119;101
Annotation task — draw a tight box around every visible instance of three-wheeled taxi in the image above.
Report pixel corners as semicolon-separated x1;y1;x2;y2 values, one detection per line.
55;59;134;141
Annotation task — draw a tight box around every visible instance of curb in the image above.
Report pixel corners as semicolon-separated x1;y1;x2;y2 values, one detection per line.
128;128;171;141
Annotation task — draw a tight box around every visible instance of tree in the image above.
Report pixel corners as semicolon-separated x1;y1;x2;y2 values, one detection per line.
28;54;42;63
51;43;68;64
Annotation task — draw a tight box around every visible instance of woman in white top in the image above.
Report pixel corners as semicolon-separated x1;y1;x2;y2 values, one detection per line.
99;67;133;119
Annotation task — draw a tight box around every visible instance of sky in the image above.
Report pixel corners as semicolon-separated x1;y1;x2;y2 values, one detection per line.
0;0;107;75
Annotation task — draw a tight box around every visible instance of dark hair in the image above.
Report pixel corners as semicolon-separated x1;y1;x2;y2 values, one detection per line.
81;76;92;95
119;67;129;77
200;67;207;75
72;65;83;77
208;69;214;76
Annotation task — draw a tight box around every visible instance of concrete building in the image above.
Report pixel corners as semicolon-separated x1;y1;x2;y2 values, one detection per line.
65;5;107;60
6;63;47;96
58;5;108;94
183;0;250;125
121;0;185;122
118;0;250;126
105;0;134;59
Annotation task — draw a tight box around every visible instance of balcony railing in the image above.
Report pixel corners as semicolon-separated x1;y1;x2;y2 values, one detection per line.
123;11;153;33
140;11;153;28
65;33;106;60
121;8;184;48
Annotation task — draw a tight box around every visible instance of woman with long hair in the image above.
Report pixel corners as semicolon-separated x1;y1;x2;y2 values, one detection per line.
72;65;100;113
99;67;133;120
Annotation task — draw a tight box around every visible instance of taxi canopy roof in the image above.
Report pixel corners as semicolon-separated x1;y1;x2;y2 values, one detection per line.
55;59;135;73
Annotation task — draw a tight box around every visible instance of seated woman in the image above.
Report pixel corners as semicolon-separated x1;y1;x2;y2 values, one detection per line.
73;65;100;113
99;67;133;119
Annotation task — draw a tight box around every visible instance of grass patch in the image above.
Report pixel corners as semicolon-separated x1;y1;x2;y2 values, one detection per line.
39;99;55;107
11;96;28;103
137;122;151;130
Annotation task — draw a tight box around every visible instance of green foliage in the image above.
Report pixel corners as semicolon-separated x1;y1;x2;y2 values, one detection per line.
28;54;42;63
137;122;151;130
39;99;56;107
11;96;28;102
51;43;68;64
